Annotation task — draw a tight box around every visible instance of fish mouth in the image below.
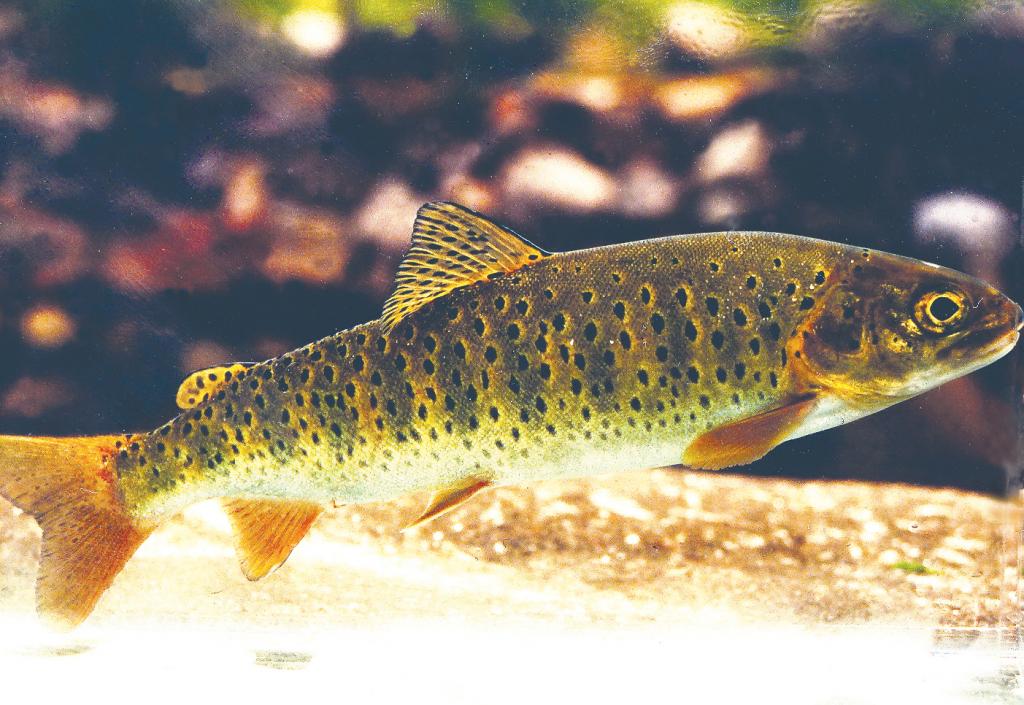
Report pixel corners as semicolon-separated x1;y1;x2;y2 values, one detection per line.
893;318;1019;402
985;327;1021;357
957;326;1018;356
945;299;1022;359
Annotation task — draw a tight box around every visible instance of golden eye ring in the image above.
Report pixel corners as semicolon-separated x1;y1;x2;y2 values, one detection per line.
914;290;966;332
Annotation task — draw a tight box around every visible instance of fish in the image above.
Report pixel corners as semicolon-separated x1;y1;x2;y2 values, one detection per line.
0;201;1020;628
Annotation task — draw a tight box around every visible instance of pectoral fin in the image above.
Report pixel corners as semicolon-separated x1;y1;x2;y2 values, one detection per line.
406;478;491;529
682;394;818;471
221;498;323;580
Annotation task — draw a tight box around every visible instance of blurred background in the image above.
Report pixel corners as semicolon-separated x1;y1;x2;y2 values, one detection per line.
0;0;1019;494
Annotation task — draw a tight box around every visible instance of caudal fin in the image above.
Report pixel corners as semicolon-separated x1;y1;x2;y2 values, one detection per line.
0;435;152;629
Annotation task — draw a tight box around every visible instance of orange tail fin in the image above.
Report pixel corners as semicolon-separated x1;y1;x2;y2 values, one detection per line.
0;435;152;629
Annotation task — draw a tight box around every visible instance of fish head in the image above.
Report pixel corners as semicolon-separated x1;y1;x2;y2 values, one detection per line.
790;249;1021;405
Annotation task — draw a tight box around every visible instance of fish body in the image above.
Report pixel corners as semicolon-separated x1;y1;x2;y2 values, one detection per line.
115;234;904;514
0;202;1019;628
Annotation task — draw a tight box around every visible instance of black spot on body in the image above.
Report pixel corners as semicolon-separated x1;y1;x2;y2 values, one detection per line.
685;320;698;341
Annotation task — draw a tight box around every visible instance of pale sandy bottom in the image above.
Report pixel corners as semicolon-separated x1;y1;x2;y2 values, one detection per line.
0;469;1021;703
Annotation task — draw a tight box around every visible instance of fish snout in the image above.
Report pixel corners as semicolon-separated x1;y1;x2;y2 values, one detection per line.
972;291;1022;354
988;292;1022;334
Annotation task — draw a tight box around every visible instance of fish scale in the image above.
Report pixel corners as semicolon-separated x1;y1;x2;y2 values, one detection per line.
1;201;1019;628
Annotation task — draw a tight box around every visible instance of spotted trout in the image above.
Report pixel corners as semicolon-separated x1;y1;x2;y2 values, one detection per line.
1;202;1020;628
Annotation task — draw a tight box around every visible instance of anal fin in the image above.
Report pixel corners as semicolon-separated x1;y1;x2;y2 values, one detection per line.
222;498;323;581
406;478;490;529
682;394;818;471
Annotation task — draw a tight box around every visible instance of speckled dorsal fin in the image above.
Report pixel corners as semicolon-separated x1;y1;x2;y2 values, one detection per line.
682;394;818;471
405;478;491;529
381;202;549;333
176;363;255;409
222;498;323;581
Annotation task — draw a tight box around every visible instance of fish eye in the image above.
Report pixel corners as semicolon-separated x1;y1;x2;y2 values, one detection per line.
914;290;966;332
928;295;960;322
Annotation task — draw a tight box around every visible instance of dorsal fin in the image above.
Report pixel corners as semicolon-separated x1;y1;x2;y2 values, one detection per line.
176;363;255;409
380;202;550;333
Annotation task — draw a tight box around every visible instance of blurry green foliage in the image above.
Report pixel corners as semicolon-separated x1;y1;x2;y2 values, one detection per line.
18;0;988;56
891;560;938;575
224;0;982;41
233;0;340;20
